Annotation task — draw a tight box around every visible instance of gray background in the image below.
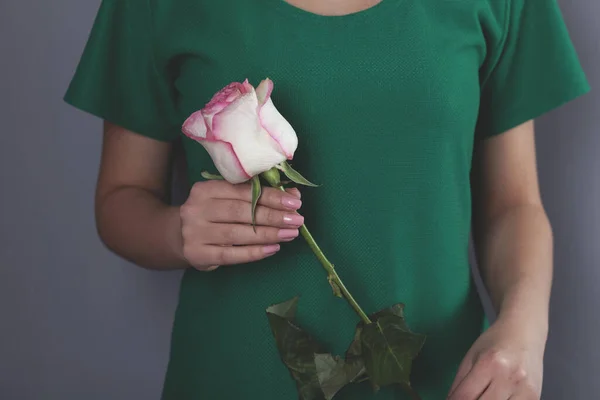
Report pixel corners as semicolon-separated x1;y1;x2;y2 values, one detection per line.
0;0;597;399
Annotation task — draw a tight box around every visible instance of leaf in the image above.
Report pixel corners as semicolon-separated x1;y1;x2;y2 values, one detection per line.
266;297;326;400
314;353;366;400
251;175;262;232
201;171;224;180
266;297;366;400
266;300;426;400
359;304;426;396
279;161;319;187
346;324;363;360
266;296;300;320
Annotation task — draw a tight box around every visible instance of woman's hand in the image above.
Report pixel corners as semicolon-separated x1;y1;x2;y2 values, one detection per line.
447;315;545;400
180;180;303;271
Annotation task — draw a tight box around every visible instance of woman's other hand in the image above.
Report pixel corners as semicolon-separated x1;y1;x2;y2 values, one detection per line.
447;315;544;400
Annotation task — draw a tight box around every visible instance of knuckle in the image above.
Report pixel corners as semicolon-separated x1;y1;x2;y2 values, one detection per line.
262;187;280;205
179;204;194;220
211;247;229;265
215;248;229;265
216;226;235;244
482;349;508;369
202;179;220;190
222;226;238;243
228;201;244;221
511;366;528;382
195;179;222;197
190;181;206;197
260;227;276;242
251;246;265;261
265;207;279;225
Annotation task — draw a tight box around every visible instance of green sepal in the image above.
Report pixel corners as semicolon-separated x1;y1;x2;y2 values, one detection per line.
201;171;224;180
251;175;262;232
261;167;282;187
279;161;319;187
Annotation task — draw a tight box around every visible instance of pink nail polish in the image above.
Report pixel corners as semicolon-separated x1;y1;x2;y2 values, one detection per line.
278;229;299;240
283;214;304;227
281;196;302;209
263;244;280;255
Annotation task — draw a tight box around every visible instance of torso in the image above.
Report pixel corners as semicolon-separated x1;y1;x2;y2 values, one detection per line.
156;1;496;398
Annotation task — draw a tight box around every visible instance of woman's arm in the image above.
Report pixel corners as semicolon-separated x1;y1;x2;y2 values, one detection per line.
448;120;552;399
95;121;187;270
471;120;553;336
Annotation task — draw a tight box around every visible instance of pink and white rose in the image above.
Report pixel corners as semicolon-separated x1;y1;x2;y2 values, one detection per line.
182;78;298;184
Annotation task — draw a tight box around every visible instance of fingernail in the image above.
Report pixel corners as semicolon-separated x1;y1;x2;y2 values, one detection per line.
282;196;302;209
278;229;299;240
263;244;280;256
283;214;304;227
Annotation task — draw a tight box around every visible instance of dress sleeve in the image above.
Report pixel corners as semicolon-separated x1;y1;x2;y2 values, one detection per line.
64;0;180;142
476;0;590;139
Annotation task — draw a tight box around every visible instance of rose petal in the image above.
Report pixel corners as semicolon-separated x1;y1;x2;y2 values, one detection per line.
181;110;208;139
199;140;252;183
255;78;274;107
256;79;298;159
212;91;287;176
241;79;254;94
182;126;251;183
204;81;247;115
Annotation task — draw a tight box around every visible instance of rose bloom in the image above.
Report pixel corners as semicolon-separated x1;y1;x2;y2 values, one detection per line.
182;78;298;183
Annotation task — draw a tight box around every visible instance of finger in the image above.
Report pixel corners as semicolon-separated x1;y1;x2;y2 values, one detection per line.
286;187;301;198
255;186;303;210
202;243;281;266
206;181;302;211
447;363;492;400
479;380;514;400
448;356;474;396
209;223;299;245
208;200;304;227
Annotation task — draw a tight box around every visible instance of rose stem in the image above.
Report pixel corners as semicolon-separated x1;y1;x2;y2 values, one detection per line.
276;186;371;325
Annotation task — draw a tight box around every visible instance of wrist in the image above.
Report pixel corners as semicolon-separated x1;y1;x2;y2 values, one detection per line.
496;288;549;344
163;205;189;268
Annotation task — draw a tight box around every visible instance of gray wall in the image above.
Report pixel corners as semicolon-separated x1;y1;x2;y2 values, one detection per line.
536;2;600;398
0;1;597;399
0;2;182;399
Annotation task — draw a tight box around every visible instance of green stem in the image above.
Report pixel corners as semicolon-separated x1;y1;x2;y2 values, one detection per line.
276;186;371;325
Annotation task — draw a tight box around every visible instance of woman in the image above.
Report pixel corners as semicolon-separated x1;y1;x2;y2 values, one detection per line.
64;0;589;399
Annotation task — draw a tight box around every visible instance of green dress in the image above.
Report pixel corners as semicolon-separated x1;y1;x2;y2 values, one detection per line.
65;0;589;398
